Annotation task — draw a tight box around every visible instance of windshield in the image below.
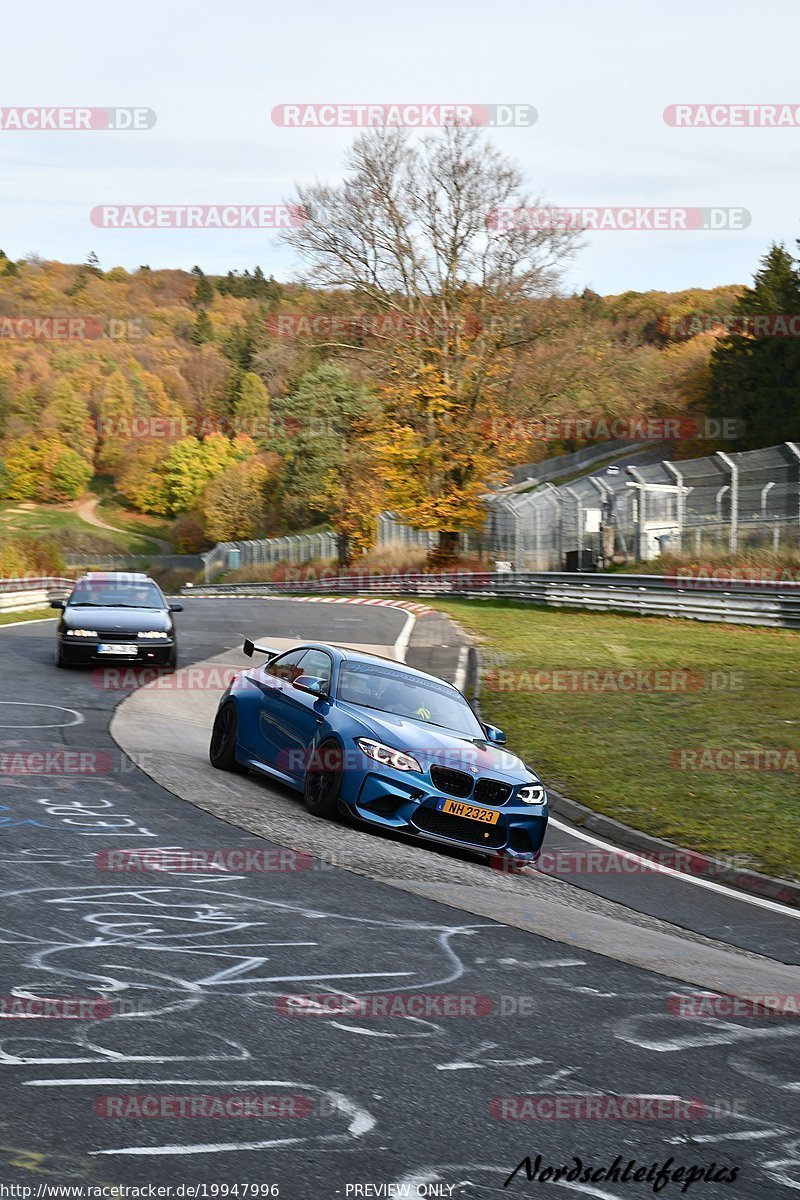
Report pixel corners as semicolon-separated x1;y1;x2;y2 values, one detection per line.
68;581;164;609
337;661;484;737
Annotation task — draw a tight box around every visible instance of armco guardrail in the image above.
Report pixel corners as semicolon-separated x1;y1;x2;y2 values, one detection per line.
0;576;75;593
0;577;74;614
0;589;51;613
182;571;800;629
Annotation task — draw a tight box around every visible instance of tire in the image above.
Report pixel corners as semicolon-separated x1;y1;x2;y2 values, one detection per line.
55;641;68;669
303;739;343;819
209;701;244;772
164;645;177;673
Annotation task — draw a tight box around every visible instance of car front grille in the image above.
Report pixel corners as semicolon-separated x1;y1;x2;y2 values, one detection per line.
474;778;513;805
412;806;506;848
429;765;473;798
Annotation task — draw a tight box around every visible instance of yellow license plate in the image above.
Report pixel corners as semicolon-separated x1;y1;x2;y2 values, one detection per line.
440;799;500;824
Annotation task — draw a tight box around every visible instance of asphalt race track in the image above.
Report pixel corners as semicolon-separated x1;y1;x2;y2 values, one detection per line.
0;599;798;1198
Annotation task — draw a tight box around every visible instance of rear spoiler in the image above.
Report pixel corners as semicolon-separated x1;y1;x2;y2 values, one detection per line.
243;639;280;659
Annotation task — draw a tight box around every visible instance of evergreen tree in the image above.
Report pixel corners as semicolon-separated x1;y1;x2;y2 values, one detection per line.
708;242;800;448
190;310;214;345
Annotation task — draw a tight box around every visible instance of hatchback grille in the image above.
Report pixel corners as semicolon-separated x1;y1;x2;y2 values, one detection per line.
429;765;473;798
412;806;506;848
474;778;513;805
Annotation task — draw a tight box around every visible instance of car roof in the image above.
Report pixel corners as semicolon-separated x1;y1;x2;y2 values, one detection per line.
295;642;460;690
78;572;153;583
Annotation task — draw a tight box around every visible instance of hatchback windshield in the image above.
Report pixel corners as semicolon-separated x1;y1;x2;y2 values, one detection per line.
68;581;164;609
338;661;484;737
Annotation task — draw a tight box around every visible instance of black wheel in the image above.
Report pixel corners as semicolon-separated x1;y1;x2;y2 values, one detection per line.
54;641;68;668
164;645;177;672
209;701;244;772
303;740;343;819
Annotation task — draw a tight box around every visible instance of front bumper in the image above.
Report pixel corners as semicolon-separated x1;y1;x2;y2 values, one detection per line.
58;637;175;666
346;768;548;861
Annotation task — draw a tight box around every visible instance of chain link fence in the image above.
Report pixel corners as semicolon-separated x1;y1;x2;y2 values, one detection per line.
199;441;800;579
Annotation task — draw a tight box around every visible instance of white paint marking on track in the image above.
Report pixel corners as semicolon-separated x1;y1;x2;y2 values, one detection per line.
454;645;468;691
547;814;800;919
0;616;57;629
393;608;417;662
0;701;84;728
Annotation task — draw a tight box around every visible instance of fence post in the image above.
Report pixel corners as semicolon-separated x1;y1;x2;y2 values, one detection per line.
663;461;684;552
715;451;738;553
544;484;563;569
564;486;583;560
626;467;647;561
787;443;800;546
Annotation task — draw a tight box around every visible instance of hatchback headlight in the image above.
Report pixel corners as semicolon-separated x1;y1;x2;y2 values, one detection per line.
138;631;169;639
517;782;547;805
356;738;421;773
67;629;98;637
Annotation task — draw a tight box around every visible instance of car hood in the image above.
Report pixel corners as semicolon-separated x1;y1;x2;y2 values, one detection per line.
63;607;171;634
337;702;537;782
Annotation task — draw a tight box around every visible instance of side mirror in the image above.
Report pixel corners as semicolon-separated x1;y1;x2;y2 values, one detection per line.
243;638;280;659
49;599;65;610
293;675;327;698
483;723;506;745
169;603;184;613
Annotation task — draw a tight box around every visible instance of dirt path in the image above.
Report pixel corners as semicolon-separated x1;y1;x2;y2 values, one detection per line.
74;497;171;552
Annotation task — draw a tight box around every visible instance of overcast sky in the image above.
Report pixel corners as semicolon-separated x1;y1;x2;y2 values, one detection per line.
1;0;797;295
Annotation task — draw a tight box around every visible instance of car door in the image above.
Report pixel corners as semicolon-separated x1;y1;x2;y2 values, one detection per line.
249;648;309;769
266;648;334;779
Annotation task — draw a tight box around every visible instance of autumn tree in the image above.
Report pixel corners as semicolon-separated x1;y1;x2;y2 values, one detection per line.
234;372;270;440
201;454;278;541
284;126;579;555
43;378;96;463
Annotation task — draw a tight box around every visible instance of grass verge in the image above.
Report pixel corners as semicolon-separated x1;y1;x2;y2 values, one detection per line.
0;608;55;625
0;503;160;556
431;598;800;881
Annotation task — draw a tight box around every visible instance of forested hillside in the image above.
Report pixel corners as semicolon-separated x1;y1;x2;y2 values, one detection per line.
0;245;782;562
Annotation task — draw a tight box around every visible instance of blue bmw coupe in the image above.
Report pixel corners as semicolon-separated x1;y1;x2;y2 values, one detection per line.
209;640;548;866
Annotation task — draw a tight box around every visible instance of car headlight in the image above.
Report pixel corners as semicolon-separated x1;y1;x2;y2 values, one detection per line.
138;631;169;639
517;782;547;805
66;629;98;637
356;738;421;773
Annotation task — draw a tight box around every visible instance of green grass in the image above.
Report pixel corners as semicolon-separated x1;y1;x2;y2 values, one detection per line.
93;500;172;549
431;598;800;881
0;503;162;555
0;608;55;625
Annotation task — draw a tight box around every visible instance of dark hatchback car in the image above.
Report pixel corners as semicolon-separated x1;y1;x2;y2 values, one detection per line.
51;572;182;668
